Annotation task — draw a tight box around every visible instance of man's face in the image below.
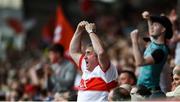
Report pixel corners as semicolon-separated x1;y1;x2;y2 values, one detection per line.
84;47;98;71
150;22;165;37
173;74;180;87
118;73;131;85
48;51;60;63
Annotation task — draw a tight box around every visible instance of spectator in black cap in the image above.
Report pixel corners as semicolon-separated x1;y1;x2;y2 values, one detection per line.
130;11;173;99
149;15;173;39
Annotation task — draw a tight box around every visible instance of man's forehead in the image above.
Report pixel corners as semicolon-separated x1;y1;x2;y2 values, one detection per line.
173;74;180;78
174;71;180;76
173;66;180;75
85;46;94;52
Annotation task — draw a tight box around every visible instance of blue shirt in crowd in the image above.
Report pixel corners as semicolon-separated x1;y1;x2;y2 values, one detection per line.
137;41;169;89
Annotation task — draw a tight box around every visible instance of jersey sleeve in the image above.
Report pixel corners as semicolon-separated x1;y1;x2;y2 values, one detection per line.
151;49;165;64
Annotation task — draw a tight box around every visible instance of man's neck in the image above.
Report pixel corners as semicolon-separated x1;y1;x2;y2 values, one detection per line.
150;35;165;44
87;64;98;72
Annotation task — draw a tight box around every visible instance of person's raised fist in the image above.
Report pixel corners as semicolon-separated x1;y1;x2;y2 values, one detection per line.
77;21;89;31
142;11;150;20
130;29;139;43
85;23;96;34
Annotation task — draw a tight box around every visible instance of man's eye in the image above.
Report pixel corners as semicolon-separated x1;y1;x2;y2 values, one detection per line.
174;78;179;81
86;51;91;54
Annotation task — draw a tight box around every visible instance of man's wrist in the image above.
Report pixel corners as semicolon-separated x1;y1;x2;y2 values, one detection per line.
87;29;96;34
132;40;138;44
89;31;95;34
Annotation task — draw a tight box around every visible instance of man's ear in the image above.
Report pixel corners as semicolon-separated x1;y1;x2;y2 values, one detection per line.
161;27;166;34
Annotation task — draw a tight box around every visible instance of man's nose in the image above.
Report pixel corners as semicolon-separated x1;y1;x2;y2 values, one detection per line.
84;55;88;59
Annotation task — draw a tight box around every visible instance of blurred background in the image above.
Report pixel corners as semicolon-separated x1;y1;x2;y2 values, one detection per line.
0;0;177;66
0;0;179;101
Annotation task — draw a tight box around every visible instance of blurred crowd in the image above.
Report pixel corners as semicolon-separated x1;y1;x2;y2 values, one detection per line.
0;0;180;101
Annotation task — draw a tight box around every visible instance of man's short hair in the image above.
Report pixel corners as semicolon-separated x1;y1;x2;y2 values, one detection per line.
173;65;180;76
120;70;137;85
112;87;131;101
49;44;64;56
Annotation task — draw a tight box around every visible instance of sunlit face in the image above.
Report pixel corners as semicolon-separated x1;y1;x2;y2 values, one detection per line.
84;46;98;71
48;51;60;63
173;66;180;87
150;22;165;37
173;74;180;87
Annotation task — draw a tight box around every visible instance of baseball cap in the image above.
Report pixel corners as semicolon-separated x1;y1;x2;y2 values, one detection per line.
150;15;173;39
166;85;180;97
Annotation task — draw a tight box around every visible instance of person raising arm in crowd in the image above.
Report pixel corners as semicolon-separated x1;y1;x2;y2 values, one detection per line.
130;11;173;99
69;21;118;101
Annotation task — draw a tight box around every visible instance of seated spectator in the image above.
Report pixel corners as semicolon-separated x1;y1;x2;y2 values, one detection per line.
108;85;131;101
166;65;180;98
118;70;137;86
131;85;151;101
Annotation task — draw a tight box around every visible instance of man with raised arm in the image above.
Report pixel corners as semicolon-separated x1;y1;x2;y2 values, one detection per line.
69;21;118;101
130;11;173;98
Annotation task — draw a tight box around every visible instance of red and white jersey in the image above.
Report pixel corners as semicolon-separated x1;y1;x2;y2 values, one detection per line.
77;55;118;101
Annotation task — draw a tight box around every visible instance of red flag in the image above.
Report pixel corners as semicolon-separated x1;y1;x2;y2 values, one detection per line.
6;18;23;34
53;6;74;52
42;18;55;44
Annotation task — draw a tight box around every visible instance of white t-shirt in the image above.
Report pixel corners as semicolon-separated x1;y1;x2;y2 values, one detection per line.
77;55;118;101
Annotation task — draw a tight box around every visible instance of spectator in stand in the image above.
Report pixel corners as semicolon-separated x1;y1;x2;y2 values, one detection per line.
171;65;180;91
130;85;151;101
166;65;180;99
108;85;131;101
46;44;77;93
69;21;118;101
118;70;137;86
168;9;180;65
130;11;173;99
159;9;180;94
